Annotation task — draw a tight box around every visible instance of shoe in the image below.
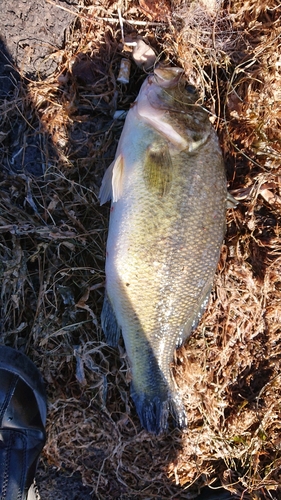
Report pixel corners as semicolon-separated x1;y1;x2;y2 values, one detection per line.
0;346;47;500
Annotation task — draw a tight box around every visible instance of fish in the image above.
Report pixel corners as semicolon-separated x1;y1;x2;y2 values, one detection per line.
100;66;227;434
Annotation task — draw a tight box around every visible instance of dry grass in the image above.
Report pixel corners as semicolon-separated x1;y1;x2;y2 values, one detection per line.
0;0;281;498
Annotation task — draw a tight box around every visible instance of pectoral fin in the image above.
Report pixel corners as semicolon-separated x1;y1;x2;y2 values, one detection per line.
99;154;124;205
112;154;124;202
144;142;173;197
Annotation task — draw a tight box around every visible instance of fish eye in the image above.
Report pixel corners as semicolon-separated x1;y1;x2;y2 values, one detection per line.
185;84;197;94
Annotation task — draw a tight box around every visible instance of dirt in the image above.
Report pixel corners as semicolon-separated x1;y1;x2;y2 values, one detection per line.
0;1;93;497
0;0;75;178
0;0;76;80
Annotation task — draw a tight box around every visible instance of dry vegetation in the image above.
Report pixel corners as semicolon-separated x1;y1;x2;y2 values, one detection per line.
0;0;281;498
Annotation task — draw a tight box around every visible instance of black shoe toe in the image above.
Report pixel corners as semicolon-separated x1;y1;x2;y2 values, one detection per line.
0;346;47;500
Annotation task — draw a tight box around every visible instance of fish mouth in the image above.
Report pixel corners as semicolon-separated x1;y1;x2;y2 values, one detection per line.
145;67;198;116
153;66;184;88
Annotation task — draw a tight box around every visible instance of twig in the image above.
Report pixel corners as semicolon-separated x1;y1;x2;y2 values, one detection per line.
118;6;125;44
45;0;166;26
45;0;85;19
95;16;166;26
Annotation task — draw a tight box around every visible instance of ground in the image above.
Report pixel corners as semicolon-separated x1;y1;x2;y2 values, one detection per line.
1;2;92;497
0;1;281;499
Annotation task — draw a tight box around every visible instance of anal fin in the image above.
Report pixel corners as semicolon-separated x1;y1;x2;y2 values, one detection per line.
101;291;121;347
227;191;239;209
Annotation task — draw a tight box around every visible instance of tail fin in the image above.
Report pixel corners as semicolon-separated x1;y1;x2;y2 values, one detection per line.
131;384;187;434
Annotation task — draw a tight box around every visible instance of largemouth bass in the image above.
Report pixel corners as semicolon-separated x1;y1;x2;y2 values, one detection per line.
100;67;227;434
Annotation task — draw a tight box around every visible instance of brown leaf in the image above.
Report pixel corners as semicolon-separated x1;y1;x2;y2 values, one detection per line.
138;0;171;21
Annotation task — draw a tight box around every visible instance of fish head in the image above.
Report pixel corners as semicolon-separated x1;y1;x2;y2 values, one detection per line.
142;66;200;108
135;66;210;152
153;66;184;88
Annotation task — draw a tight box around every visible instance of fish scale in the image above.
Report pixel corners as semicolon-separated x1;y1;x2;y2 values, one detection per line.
100;66;227;434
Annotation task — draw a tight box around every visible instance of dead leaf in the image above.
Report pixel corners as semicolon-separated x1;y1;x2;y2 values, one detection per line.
138;0;171;21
